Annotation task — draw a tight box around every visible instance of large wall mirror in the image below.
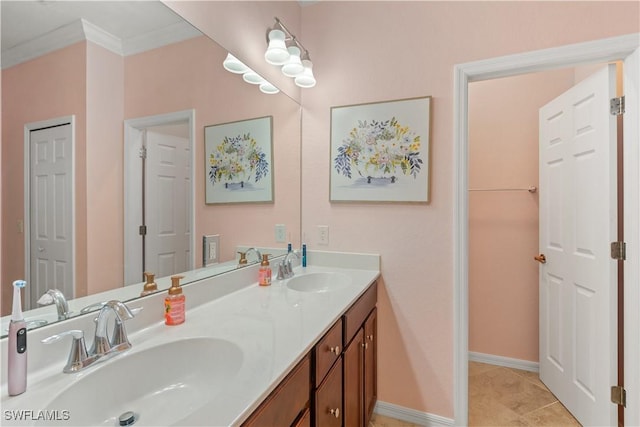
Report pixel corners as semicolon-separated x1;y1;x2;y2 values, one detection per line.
0;1;302;336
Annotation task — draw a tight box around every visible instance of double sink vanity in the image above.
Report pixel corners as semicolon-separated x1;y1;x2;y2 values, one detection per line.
0;251;380;426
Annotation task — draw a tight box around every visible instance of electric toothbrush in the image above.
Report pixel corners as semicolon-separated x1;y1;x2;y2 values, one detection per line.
8;280;27;396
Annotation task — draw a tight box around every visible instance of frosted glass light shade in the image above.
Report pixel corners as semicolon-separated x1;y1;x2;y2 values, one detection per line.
242;69;264;85
281;46;304;77
264;29;290;65
295;59;316;88
259;81;280;94
222;53;249;74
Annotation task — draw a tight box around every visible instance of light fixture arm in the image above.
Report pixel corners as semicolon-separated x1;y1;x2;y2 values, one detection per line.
269;17;311;61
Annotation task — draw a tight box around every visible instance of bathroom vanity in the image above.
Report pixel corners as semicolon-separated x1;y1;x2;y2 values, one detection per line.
243;280;377;427
0;251;380;427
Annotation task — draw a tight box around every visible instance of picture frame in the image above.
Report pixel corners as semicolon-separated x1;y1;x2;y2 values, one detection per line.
330;96;431;203
205;116;273;204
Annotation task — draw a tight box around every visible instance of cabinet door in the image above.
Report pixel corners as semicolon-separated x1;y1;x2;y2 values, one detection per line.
315;358;343;427
344;328;364;427
242;355;310;427
364;308;377;425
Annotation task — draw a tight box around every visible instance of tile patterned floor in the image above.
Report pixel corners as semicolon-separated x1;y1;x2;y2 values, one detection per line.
469;361;582;426
369;362;581;427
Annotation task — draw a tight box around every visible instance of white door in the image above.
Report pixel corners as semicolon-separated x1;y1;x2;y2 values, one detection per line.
29;124;74;308
144;130;191;278
538;65;617;426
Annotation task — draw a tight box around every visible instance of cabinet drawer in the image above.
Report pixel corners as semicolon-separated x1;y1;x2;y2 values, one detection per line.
343;281;377;346
315;357;343;427
242;354;311;427
314;318;343;387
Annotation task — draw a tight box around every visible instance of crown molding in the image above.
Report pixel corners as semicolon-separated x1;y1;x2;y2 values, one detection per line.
2;19;200;69
123;21;202;57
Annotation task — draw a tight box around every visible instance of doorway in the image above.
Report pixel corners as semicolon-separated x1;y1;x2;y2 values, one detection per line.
453;34;640;426
24;116;75;310
468;64;619;425
123;110;195;285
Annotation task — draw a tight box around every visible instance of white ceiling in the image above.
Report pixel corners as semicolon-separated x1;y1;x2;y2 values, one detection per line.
1;1;201;68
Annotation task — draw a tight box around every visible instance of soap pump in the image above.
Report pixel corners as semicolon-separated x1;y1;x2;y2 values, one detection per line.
258;254;272;286
140;272;158;297
164;275;185;325
237;251;248;267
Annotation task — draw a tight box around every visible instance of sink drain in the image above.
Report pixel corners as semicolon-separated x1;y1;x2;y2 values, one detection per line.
118;411;137;426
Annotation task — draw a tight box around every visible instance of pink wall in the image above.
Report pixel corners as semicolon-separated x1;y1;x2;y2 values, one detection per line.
1;43;88;314
468;69;576;363
298;1;638;419
163;0;301;102
124;36;301;264
85;43;125;295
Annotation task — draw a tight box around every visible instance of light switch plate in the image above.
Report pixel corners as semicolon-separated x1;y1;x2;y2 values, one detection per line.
275;224;286;243
318;225;329;245
203;234;220;266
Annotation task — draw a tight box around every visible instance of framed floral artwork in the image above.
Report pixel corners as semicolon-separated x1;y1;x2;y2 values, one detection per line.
330;96;431;203
205;116;273;204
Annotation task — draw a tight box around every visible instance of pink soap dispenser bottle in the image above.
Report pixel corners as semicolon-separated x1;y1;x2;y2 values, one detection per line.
258;254;272;286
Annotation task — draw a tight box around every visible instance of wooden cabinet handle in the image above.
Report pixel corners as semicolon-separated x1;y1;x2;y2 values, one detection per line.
329;345;340;355
329;408;340;418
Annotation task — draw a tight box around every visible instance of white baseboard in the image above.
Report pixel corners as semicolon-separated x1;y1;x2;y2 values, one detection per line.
374;401;454;427
468;351;539;373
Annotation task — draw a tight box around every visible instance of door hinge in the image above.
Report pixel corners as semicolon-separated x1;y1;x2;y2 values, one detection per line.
139;146;147;159
611;385;627;407
611;241;626;261
139;225;147;236
610;96;625;116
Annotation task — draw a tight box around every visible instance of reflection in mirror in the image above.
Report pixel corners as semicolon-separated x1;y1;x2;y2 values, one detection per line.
1;1;301;336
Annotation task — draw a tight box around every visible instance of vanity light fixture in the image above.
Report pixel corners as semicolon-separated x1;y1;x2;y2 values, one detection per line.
222;53;249;74
222;52;280;95
265;17;316;88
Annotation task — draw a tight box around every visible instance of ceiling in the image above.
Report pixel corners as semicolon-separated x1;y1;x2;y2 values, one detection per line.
1;1;200;68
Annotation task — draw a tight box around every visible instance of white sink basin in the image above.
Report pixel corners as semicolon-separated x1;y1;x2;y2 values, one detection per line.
286;272;352;293
43;337;243;426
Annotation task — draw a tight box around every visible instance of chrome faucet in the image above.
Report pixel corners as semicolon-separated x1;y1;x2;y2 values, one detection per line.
277;250;300;280
90;300;135;357
245;247;262;263
38;289;71;320
42;300;138;373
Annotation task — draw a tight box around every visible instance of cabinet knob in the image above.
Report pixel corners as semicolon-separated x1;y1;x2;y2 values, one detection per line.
329;345;340;355
361;342;369;349
367;334;374;341
329;408;340;418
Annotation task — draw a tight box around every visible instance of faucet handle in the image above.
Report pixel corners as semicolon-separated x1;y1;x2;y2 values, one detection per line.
42;330;94;373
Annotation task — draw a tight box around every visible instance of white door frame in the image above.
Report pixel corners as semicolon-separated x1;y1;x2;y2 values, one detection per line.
23;115;76;309
453;33;640;426
123;109;196;285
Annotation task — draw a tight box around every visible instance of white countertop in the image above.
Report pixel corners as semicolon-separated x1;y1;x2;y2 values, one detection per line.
1;252;380;426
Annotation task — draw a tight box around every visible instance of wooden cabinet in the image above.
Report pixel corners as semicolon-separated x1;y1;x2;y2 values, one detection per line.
344;328;364;426
363;308;377;425
314;358;343;427
242;354;311;427
243;280;377;427
343;283;378;427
